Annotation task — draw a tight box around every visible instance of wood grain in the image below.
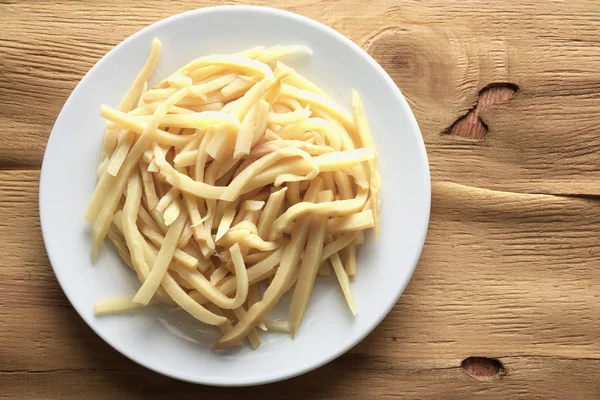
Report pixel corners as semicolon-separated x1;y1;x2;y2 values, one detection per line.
3;0;600;398
3;1;600;194
3;171;600;398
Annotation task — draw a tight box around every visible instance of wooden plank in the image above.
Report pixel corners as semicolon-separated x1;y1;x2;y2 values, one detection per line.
2;357;600;400
2;0;600;194
365;29;600;196
3;170;600;397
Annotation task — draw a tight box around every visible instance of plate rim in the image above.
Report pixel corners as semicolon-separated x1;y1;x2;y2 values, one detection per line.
39;4;431;386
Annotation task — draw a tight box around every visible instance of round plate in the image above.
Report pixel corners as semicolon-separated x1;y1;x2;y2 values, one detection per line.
39;5;430;386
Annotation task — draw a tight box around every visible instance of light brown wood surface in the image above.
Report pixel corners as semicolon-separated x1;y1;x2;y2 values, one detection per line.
3;1;600;399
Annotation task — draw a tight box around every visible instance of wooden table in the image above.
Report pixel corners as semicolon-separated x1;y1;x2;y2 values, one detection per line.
3;1;600;398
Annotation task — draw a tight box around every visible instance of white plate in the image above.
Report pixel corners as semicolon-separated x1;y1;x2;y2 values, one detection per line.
39;5;430;386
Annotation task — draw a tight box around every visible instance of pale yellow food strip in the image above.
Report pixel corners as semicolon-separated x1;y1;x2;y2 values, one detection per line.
286;181;301;205
319;231;360;264
94;295;161;315
234;102;259;159
215;200;238;241
172;243;248;310
173;151;198;168
343;244;357;277
244;250;274;265
234;100;269;159
143;89;225;104
215;247;284;298
278;118;342;150
180;46;267;85
207;306;235;350
263;318;291;333
187;102;225;112
132;112;240;131
232;158;255;180
118;174;173;305
156;47;267;90
103;106;240;148
312;108;357;152
88;87;192;260
232;306;261;349
247;283;260;309
252;100;270;145
155;186;179;213
193;72;240;96
241;200;265;212
171;271;195;290
181;54;274;80
331;253;357;315
215;164;238;188
280;84;353;129
100;106;193;148
182;242;211;274
131;102;209;116
162;197;181;227
289;204;328;336
182;190;207;242
214;178;322;349
230;220;259;235
250;140;334;159
321;171;337;198
107;227;131;266
242;148;374;196
206;129;236;161
273;62;330;99
194;131;212;181
225;77;275;121
262;67;291;105
106;130;135;176
217;229;280;252
333;170;354;199
132;206;189;305
178;220;194;250
267;107;311;125
272;103;291;114
139;241;226;325
326;209;374;234
270;188;368;239
179;131;204;153
276;96;304;111
256;187;287;240
101;38;161;160
138;202;164;233
257;45;313;64
308;148;375;171
152;145;227;200
133;216;199;270
248;284;267;331
221;77;255;99
167;73;192;88
210;264;230;286
114;209;194;269
352;90;381;237
206;304;234;337
97;157;109;178
221;147;317;202
139;161;159;210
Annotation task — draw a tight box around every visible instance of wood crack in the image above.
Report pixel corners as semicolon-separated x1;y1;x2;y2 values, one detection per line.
442;83;518;141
